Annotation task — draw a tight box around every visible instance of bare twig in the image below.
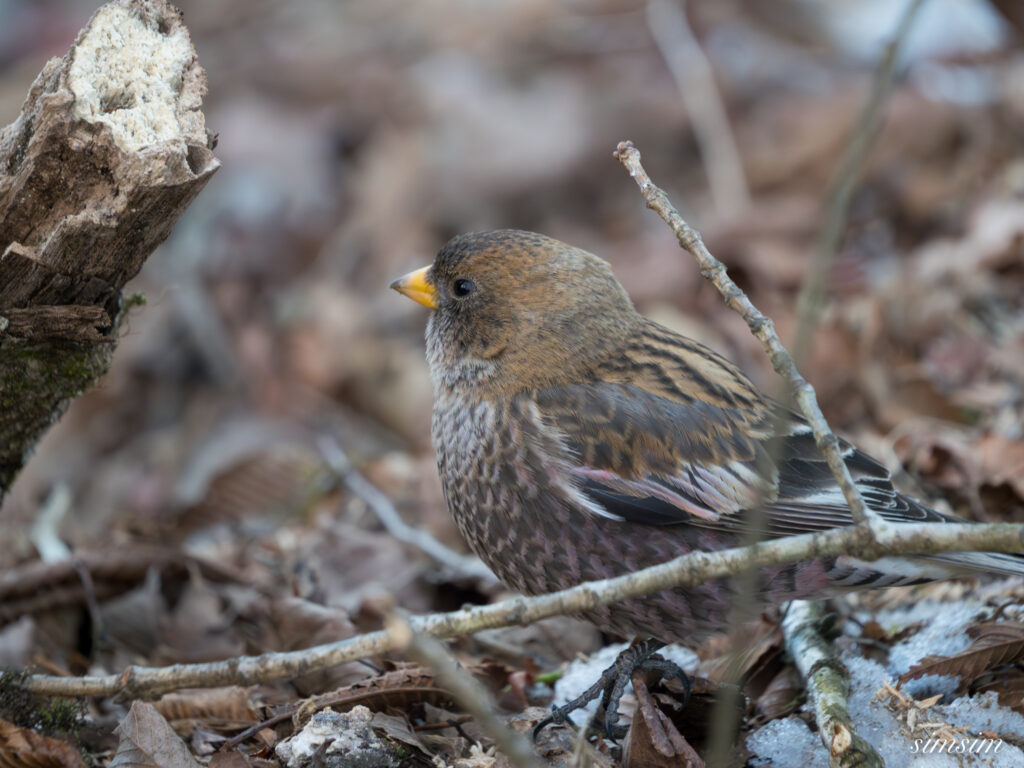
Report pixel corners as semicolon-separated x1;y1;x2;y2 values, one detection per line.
783;600;883;768
614;140;879;531
646;0;750;219
29;483;72;563
317;436;495;582
657;2;927;759
72;558;109;654
15;519;1024;698
793;0;928;365
389;614;544;768
783;7;927;764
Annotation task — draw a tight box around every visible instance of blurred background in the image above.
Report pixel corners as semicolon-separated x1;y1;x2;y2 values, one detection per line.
1;0;1023;713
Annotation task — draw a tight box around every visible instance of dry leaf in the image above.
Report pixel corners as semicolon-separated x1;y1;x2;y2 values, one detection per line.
264;597;363;695
754;666;803;723
972;667;1024;714
624;675;704;768
898;621;1024;689
975;435;1024;501
697;617;782;682
0;718;86;768
110;701;202;768
369;712;429;756
303;665;456;717
152;687;258;729
207;752;249;768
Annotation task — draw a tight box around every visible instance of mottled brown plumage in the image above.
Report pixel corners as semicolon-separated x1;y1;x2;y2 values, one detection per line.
391;229;1024;645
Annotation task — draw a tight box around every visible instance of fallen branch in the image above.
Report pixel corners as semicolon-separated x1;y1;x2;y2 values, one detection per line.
316;436;495;582
782;600;883;768
15;519;1024;698
0;0;219;498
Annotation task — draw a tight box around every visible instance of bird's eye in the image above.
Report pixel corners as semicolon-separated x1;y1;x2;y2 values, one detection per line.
452;278;476;297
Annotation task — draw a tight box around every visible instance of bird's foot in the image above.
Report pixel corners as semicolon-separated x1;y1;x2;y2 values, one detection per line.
533;639;691;741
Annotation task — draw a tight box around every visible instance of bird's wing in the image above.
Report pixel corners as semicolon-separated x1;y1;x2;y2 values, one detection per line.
531;324;945;535
533;379;775;524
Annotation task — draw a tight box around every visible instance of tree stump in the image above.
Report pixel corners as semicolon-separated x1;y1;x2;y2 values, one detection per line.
0;0;220;498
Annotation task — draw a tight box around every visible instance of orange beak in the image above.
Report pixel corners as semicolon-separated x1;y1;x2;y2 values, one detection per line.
389;266;438;309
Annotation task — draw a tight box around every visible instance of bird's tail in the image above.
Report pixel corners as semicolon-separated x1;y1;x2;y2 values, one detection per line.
927;551;1024;578
908;494;1024;579
829;493;1024;589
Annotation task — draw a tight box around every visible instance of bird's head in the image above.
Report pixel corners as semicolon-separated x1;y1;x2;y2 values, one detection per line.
390;230;639;394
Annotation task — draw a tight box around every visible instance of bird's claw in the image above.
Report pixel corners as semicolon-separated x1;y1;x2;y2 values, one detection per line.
530;708;565;741
533;639;691;743
533;674;608;740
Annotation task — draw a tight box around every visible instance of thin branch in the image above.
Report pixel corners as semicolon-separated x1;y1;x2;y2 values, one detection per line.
786;8;926;762
16;519;1024;698
390;614;544;768
29;483;72;563
646;0;750;219
782;600;883;768
793;0;928;365
316;436;495;582
613;140;879;530
679;2;926;759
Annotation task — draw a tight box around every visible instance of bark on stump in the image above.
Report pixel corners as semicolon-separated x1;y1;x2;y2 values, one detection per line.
0;0;219;498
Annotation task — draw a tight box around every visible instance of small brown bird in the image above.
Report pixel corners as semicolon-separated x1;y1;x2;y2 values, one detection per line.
391;229;1023;727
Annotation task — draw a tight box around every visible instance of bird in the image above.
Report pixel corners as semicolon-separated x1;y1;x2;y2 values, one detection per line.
390;229;1024;731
